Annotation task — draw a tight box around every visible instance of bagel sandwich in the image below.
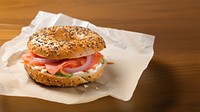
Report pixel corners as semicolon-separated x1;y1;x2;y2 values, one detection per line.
22;26;106;87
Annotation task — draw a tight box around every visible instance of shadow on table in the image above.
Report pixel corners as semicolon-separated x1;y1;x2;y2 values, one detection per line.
0;59;179;112
129;59;180;112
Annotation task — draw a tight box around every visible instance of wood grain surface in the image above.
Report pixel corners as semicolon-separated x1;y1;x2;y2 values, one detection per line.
0;0;200;112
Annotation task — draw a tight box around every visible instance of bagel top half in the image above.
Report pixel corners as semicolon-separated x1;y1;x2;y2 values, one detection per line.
27;26;106;60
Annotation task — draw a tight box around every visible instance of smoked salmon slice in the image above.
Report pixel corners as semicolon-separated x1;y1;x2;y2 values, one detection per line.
22;52;103;75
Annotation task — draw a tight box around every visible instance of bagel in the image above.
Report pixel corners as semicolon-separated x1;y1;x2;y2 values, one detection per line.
22;26;107;87
24;61;106;87
27;26;106;60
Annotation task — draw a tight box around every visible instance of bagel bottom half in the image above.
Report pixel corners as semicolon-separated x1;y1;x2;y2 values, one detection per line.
24;62;106;87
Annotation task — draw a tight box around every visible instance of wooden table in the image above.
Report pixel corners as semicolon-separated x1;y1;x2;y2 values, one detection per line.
0;0;200;112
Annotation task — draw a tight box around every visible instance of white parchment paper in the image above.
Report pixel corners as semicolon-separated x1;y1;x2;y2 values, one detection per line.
0;11;154;104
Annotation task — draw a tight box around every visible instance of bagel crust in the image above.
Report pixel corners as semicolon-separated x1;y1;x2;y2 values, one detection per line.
24;62;106;87
27;26;106;60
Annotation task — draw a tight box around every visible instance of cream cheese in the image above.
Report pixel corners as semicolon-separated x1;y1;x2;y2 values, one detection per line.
72;63;103;76
41;69;47;73
88;63;102;73
31;66;46;71
32;66;41;70
31;63;103;77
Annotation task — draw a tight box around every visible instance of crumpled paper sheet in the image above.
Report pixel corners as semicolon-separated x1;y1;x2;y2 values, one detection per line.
0;11;154;104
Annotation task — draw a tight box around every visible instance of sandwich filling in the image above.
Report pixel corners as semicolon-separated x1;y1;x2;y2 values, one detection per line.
22;52;105;78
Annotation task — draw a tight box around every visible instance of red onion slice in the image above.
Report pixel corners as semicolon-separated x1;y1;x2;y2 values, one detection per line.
62;54;94;73
31;57;62;64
